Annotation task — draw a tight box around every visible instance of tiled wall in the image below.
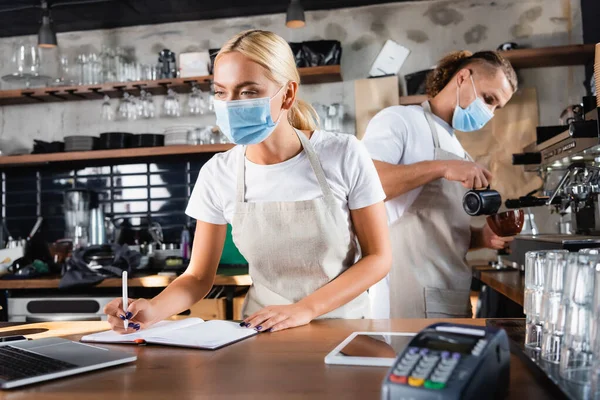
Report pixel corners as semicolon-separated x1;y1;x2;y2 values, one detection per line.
2;152;215;243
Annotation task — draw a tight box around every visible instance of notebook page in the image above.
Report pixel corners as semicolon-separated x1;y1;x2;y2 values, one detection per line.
81;318;204;343
144;320;257;349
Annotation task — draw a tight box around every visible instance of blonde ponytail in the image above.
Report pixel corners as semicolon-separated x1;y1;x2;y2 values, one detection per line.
216;30;319;131
289;99;319;131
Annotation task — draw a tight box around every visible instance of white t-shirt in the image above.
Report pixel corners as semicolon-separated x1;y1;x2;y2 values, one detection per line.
185;130;386;236
361;103;467;320
362;103;466;225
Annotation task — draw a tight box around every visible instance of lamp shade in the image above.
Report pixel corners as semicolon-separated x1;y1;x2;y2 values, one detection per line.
286;0;305;28
38;15;57;48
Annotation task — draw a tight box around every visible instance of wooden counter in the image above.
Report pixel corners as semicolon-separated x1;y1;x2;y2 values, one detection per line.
0;271;252;290
0;319;555;399
473;266;524;306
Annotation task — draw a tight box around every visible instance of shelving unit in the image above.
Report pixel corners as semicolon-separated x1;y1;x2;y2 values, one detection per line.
500;43;595;69
0;65;342;107
0;144;235;167
398;44;596;106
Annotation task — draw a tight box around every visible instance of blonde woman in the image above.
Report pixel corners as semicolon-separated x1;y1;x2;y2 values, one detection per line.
104;30;391;333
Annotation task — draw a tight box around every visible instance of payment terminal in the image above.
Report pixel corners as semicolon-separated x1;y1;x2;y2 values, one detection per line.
381;323;510;400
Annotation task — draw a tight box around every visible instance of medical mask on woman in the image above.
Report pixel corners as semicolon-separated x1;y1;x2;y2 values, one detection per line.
451;75;494;132
213;86;284;145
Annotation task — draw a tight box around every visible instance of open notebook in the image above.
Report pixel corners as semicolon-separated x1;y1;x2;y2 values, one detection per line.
81;318;257;350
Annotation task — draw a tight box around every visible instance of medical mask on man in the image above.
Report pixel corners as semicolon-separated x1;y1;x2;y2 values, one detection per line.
213;86;285;145
451;75;494;132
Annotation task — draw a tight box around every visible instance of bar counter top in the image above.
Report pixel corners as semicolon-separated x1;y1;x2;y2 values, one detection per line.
472;264;524;306
0;319;556;399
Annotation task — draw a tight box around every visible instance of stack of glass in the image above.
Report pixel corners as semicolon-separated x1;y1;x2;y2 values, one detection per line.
525;249;600;398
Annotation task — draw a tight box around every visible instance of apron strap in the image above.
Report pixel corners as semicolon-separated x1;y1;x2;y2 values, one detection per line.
236;146;246;203
235;129;336;208
421;101;442;149
294;129;337;207
421;101;473;161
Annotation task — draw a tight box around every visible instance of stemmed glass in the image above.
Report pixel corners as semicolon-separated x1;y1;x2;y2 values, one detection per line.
139;90;155;119
187;85;205;115
163;88;181;117
117;92;136;120
100;95;114;121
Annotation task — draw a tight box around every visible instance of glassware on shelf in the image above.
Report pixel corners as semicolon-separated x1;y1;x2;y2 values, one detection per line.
139;90;155;119
2;42;50;88
163;88;181;118
187;85;206;115
187;127;203;145
100;95;115;121
117;92;138;121
101;45;116;83
141;64;157;81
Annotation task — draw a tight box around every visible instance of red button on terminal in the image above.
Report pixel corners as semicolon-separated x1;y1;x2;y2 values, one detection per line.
390;374;407;384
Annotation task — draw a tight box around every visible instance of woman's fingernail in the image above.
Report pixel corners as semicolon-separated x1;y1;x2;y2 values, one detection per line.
119;314;126;320
245;323;251;328
265;328;273;332
255;326;262;331
134;324;141;330
128;322;136;328
125;312;133;319
239;322;245;327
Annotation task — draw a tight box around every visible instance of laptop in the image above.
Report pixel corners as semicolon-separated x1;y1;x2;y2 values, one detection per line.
0;337;137;389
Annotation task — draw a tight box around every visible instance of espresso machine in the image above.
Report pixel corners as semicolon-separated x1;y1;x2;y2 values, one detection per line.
64;189;91;247
508;95;600;268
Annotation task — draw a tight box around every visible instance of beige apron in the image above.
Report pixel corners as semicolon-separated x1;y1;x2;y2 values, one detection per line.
388;101;473;319
232;129;369;319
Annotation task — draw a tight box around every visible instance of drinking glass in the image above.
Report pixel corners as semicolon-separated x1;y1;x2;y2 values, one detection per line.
525;250;568;350
117;92;133;120
88;52;101;85
76;54;86;85
541;251;570;363
559;252;597;385
12;43;40;75
139;90;155;119
100;95;114;121
590;263;600;398
187;85;205;115
101;46;116;83
163;89;181;117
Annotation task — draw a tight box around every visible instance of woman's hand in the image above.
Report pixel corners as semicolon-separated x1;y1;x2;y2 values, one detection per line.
103;298;159;334
241;303;316;333
481;223;513;250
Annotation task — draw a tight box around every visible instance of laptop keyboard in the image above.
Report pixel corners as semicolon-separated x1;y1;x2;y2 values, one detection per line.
0;346;78;381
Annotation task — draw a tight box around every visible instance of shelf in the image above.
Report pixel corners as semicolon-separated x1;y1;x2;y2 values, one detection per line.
397;45;595;106
499;44;595;69
0;65;342;107
399;94;428;106
0;144;234;167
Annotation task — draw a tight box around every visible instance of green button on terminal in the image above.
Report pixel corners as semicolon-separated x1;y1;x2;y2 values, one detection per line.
424;380;446;390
